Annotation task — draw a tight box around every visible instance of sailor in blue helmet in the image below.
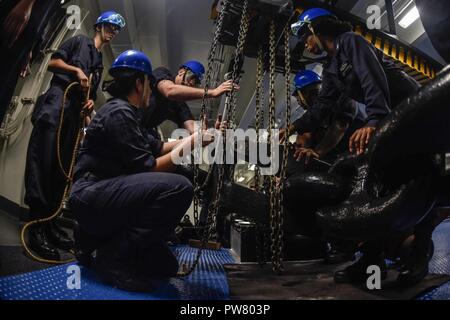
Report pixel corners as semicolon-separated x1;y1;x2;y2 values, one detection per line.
141;59;239;137
290;8;431;286
289;8;420;155
68;50;214;292
283;69;365;264
287;70;365;169
23;11;125;261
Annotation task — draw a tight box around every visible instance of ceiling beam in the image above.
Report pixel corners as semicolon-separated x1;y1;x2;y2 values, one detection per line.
122;0;139;50
385;0;397;35
158;0;170;67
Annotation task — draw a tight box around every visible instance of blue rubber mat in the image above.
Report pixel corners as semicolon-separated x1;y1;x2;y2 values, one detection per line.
418;219;450;300
0;246;235;300
1;220;449;300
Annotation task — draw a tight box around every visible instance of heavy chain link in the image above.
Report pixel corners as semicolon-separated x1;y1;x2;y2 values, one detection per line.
254;47;264;192
275;24;293;274
200;0;230;120
224;0;249;186
267;20;293;275
228;0;250;127
267;20;284;274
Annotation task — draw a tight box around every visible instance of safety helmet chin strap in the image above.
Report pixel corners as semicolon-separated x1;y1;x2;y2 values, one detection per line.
99;24;118;45
181;69;199;87
181;69;188;86
139;75;150;107
99;25;107;48
297;89;310;108
308;24;325;53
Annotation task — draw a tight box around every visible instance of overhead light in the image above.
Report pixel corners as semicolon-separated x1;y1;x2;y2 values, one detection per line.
398;6;420;28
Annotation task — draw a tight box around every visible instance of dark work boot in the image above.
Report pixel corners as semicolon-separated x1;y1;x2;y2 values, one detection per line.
28;224;60;261
139;241;180;278
92;232;162;292
47;221;74;251
397;211;436;287
397;238;434;287
334;255;387;284
334;242;387;284
397;259;429;288
324;243;354;265
74;227;102;268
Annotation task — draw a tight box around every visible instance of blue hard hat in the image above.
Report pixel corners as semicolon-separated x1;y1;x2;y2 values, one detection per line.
181;60;205;81
95;11;126;30
293;70;322;92
109;50;153;78
291;8;335;37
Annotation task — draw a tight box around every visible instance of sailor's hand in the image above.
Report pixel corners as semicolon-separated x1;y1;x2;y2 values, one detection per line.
278;129;287;144
20;51;32;78
211;80;240;98
349;126;376;155
1;0;35;48
294;148;319;164
295;133;313;149
192;130;215;147
83;100;95;115
215;114;223;130
279;125;297;144
76;68;89;89
201;129;215;147
214;114;228;134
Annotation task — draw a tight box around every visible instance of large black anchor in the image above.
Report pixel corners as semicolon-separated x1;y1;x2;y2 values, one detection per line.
316;66;450;242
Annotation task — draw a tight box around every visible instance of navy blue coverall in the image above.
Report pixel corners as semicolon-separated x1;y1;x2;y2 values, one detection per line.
69;98;193;277
141;67;195;136
0;0;65;123
293;32;420;134
416;0;450;63
24;35;103;220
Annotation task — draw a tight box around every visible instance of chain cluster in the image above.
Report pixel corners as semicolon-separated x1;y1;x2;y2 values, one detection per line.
188;1;292;277
205;0;250;245
193;0;230;229
184;0;250;277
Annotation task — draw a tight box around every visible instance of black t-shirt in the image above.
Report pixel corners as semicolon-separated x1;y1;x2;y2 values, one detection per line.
74;98;163;180
142;67;195;129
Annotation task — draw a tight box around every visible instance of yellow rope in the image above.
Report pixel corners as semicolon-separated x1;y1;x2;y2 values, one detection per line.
21;76;93;265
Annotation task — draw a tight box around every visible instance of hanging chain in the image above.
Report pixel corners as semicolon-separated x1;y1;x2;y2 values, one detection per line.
200;0;230;119
254;47;264;192
274;23;292;274
181;0;251;277
228;0;250;128
225;0;250;186
267;20;284;274
207;0;250;244
193;0;230;227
